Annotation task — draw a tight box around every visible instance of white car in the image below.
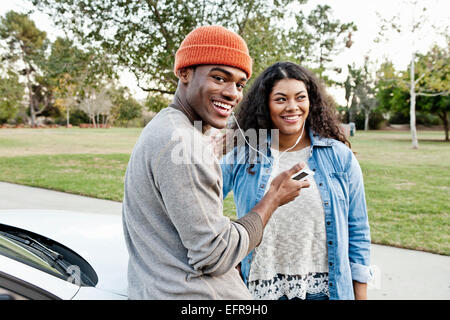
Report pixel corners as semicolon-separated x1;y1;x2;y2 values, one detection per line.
0;210;128;300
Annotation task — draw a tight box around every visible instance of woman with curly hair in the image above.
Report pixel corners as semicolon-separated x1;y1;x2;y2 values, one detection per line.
220;62;372;300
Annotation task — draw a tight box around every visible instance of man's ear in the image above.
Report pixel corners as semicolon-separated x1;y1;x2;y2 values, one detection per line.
177;67;193;84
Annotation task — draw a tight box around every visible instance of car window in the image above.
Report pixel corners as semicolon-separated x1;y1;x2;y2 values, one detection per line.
0;286;28;300
0;271;60;300
0;235;66;280
0;224;98;287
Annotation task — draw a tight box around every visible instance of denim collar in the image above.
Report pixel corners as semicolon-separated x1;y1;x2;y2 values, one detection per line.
308;127;334;147
234;127;334;165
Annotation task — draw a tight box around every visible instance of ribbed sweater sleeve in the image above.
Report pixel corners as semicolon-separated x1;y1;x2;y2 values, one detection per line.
234;211;263;254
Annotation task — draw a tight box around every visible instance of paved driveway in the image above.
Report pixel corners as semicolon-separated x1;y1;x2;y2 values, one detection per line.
1;182;449;300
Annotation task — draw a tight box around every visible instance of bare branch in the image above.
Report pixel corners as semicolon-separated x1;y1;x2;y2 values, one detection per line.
130;68;176;95
414;73;425;84
237;0;256;35
147;0;172;50
379;77;409;86
138;86;175;95
416;91;449;97
35;103;48;116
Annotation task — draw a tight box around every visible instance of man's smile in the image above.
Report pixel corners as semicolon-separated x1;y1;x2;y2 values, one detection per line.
212;99;234;116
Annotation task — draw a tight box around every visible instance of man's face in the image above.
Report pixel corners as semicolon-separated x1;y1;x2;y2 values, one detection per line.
184;65;248;129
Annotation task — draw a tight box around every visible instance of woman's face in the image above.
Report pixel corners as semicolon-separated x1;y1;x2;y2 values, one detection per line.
269;78;310;137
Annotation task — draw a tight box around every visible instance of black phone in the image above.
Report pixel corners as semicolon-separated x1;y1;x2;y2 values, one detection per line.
291;168;314;181
292;171;309;180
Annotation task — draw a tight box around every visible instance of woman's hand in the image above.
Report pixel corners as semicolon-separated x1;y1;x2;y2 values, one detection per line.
353;281;368;300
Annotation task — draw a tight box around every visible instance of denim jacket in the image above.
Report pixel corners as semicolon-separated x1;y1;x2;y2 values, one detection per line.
220;128;372;300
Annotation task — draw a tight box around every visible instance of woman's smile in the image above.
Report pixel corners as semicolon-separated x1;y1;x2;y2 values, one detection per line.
280;114;303;124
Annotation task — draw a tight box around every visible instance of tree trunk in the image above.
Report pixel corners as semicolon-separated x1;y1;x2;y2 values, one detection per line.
410;53;419;149
30;98;36;128
25;68;36;128
349;94;357;123
66;107;70;127
440;111;449;141
364;108;370;131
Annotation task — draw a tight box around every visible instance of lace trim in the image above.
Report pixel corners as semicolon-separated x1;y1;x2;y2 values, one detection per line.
248;273;329;300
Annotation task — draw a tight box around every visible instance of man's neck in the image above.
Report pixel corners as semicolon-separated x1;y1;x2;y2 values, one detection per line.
170;93;211;133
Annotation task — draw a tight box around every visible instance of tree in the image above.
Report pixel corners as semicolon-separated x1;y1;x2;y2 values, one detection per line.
376;45;449;141
288;4;356;82
239;15;291;82
42;35;118;126
109;86;142;126
359;58;378;131
32;0;309;95
0;10;48;127
415;44;450;140
145;93;171;113
79;85;113;127
356;84;377;131
345;58;378;130
53;80;78;126
344;64;362;123
375;0;447;148
0;70;25;124
29;0;369;93
46;37;94;126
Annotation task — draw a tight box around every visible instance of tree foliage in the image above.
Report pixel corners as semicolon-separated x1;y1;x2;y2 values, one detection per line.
79;85;113;127
376;43;450;140
0;10;123;126
109;86;143;125
45;36;117;125
145;93;171;113
288;4;356;82
0;10;48;127
0;70;25;123
344;57;377;130
415;43;450;140
374;0;448;147
31;0;357;93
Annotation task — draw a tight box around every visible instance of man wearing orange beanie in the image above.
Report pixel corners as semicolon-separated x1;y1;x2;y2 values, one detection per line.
122;25;308;299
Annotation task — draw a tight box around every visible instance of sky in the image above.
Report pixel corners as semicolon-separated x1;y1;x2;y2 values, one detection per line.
1;0;449;104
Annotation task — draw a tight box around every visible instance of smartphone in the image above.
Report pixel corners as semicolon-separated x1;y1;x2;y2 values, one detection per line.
291;168;314;181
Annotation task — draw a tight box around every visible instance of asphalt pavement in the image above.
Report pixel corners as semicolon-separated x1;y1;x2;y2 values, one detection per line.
1;181;449;300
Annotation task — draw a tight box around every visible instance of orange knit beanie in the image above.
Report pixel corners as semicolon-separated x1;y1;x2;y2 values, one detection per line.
174;25;252;79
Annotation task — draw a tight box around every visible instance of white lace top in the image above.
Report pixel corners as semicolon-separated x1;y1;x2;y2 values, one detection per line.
248;146;329;300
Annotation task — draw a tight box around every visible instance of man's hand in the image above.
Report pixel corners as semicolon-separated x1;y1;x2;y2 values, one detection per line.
252;162;310;227
268;162;310;207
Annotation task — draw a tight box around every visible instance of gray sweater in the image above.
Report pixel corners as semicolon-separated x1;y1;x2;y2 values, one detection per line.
122;107;262;299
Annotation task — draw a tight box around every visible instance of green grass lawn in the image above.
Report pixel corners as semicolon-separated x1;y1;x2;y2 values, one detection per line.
0;154;128;201
0;128;448;255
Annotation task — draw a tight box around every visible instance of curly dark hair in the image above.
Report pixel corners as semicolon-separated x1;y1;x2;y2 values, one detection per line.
232;61;349;147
